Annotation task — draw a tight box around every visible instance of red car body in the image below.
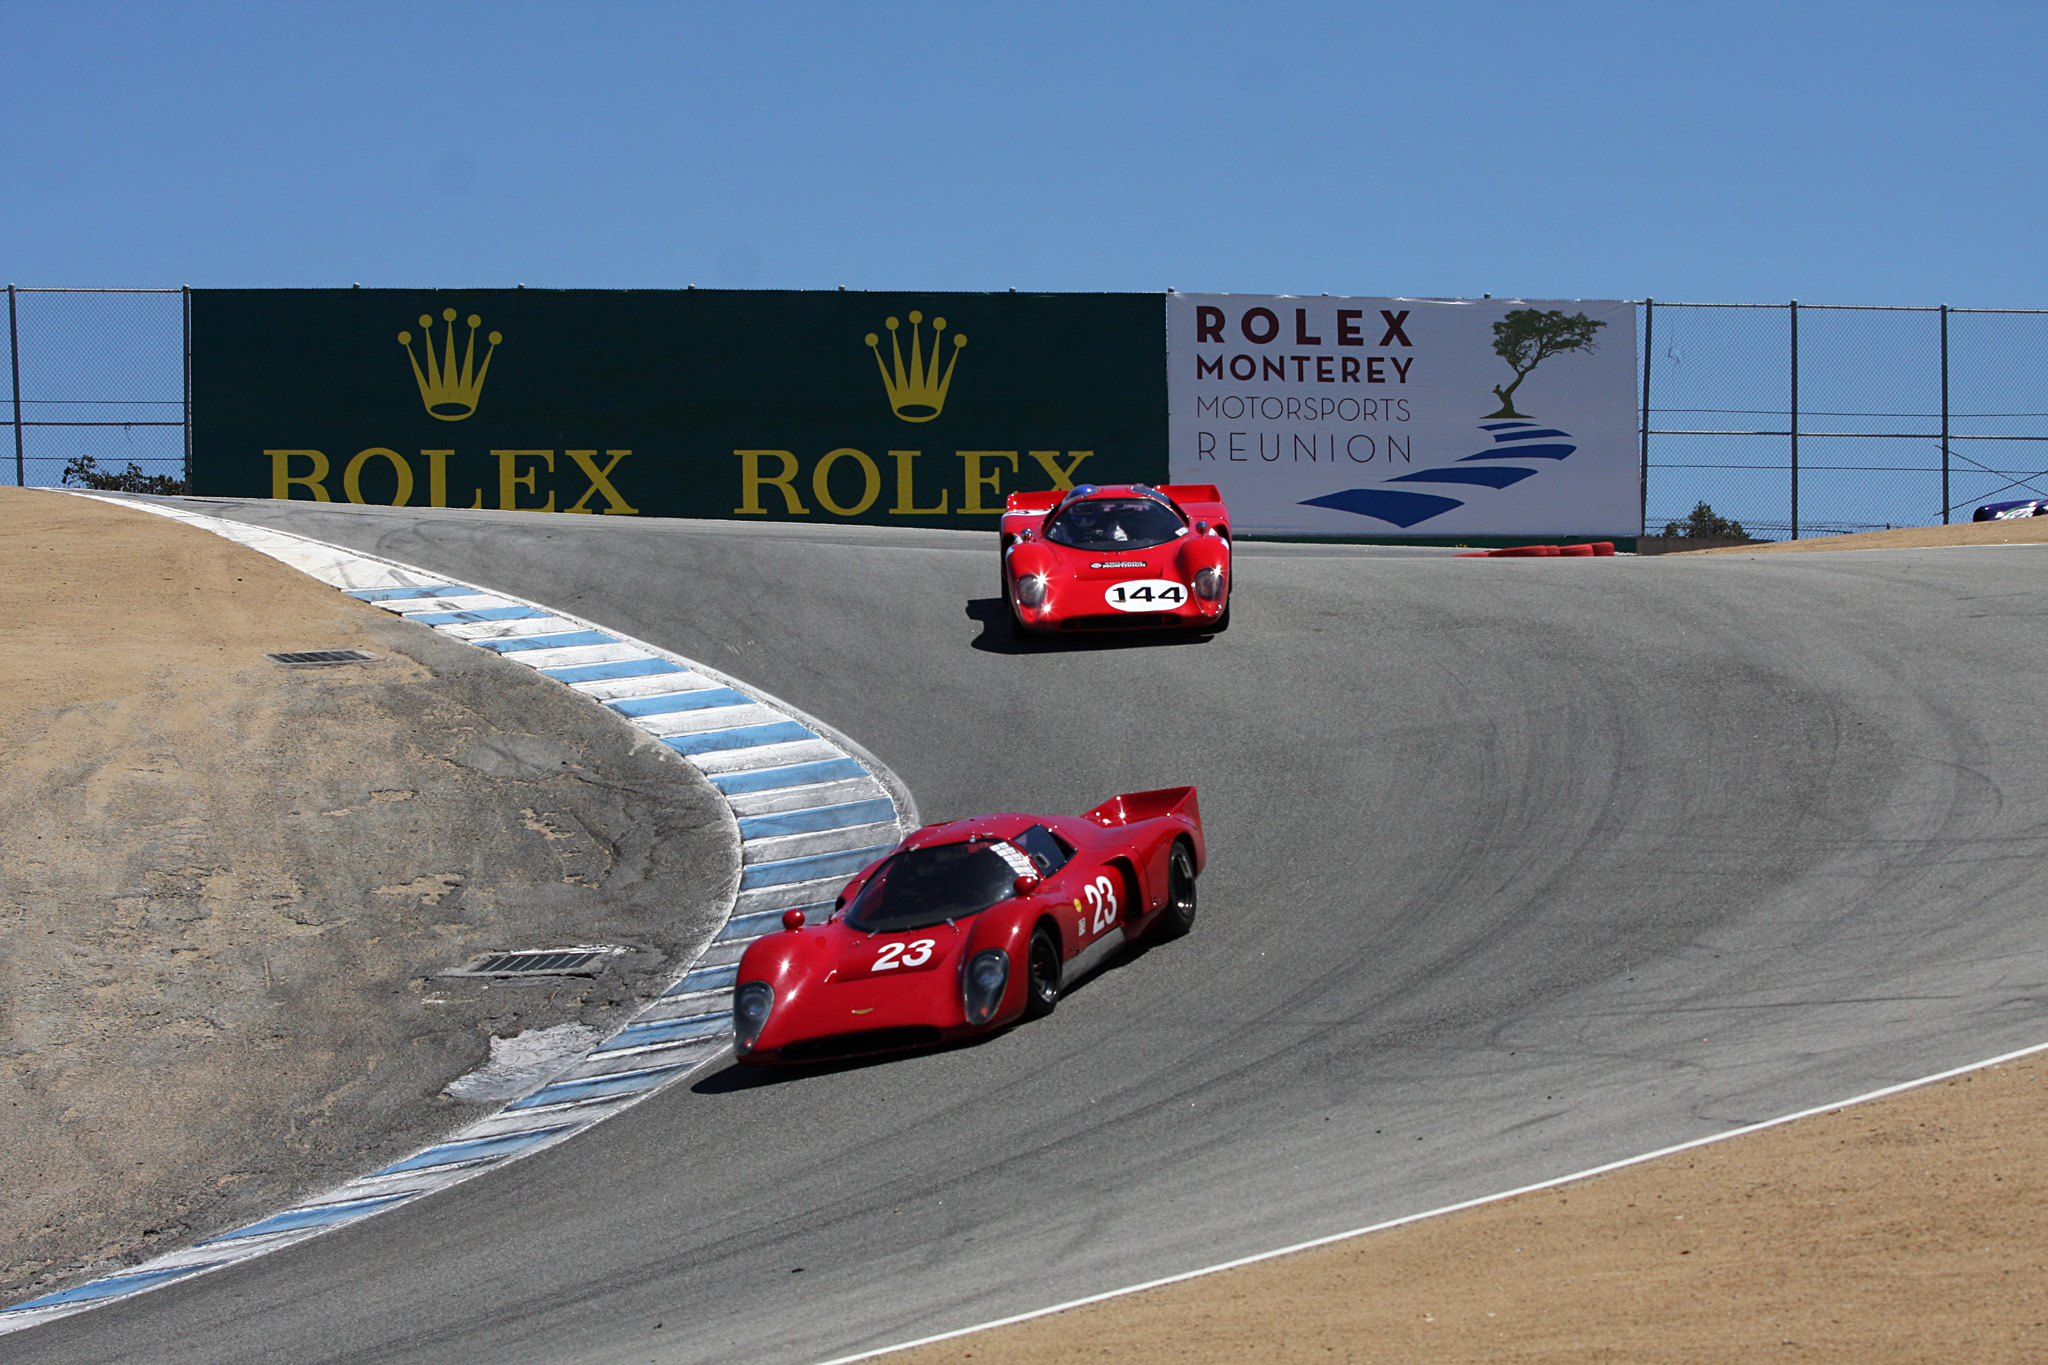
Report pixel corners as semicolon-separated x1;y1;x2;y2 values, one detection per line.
1000;483;1232;633
732;787;1205;1065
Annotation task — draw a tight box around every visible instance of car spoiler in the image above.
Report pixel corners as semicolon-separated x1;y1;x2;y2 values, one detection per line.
1082;785;1200;829
1005;490;1064;513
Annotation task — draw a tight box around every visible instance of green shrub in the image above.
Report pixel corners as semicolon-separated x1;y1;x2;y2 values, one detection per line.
60;455;188;496
1661;501;1749;539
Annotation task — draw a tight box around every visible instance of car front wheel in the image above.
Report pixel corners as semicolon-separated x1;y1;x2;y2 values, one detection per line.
1024;927;1061;1019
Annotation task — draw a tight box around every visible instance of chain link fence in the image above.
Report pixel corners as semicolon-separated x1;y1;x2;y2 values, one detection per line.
1642;300;2048;539
5;287;188;492
8;288;2045;540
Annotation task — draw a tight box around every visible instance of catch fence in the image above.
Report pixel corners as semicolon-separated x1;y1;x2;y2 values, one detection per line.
7;287;2045;538
6;286;189;491
1641;300;2048;538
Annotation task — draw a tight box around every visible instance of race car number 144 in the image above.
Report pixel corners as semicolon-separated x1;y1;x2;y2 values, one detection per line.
1105;580;1187;613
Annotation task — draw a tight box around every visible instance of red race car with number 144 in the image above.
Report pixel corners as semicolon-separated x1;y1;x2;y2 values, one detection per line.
1000;483;1232;634
732;787;1205;1065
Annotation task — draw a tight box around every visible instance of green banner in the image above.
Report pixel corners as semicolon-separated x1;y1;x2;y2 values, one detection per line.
191;289;1167;524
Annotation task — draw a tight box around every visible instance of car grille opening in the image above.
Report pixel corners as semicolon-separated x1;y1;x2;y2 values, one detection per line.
779;1026;942;1063
1057;614;1185;631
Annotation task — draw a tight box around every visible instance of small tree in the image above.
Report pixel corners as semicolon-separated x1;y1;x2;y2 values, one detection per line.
1661;501;1749;539
60;454;188;496
1487;308;1606;419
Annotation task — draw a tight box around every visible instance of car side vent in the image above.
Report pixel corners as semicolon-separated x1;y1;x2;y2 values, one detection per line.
448;947;624;978
267;649;378;666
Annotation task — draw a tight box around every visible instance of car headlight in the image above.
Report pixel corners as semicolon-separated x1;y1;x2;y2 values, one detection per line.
1015;574;1048;608
1193;566;1225;601
961;948;1010;1025
733;981;774;1051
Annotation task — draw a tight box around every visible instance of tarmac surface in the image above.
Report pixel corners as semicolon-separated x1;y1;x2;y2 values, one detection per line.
14;501;2048;1365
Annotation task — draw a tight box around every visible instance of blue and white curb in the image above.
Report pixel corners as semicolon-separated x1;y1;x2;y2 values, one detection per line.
1;496;918;1333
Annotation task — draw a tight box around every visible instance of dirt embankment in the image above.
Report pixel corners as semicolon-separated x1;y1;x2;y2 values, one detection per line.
0;489;735;1304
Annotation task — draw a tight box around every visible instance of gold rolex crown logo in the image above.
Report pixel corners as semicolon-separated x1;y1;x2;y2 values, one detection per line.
865;310;966;423
398;308;501;421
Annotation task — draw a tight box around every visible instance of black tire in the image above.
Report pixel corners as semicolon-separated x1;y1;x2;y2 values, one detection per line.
1208;595;1231;633
1151;842;1198;941
1024;927;1062;1019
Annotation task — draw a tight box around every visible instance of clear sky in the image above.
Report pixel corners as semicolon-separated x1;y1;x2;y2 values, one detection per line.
4;0;2043;306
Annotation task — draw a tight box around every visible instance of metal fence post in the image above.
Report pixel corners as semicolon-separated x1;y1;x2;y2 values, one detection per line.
1639;298;1653;535
182;285;193;488
1940;304;1950;523
8;284;21;487
1789;299;1799;540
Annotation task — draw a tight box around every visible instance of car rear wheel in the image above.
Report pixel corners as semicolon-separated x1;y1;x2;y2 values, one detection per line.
1151;842;1198;941
1024;927;1061;1019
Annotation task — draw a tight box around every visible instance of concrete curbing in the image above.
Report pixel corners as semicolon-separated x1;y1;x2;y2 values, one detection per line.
0;495;918;1333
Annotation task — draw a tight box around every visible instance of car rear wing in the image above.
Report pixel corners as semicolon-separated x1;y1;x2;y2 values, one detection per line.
1005;490;1064;513
1083;785;1200;830
1156;484;1230;533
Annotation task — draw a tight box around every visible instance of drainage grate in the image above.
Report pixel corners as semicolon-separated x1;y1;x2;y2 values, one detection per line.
267;649;378;667
449;947;623;978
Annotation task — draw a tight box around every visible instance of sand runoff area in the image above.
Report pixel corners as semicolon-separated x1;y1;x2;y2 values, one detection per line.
0;488;731;1305
880;519;2048;1365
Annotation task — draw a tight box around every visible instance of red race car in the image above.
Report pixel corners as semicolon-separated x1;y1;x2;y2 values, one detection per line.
731;787;1205;1065
1000;483;1232;634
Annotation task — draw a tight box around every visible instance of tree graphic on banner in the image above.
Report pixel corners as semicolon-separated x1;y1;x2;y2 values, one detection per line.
1487;308;1606;418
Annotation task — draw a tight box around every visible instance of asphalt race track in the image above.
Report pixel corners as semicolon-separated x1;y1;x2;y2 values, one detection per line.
20;503;2048;1365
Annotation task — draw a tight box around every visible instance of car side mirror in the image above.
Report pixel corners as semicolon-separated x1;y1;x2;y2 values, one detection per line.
782;908;807;932
1195;520;1210;535
1013;874;1040;895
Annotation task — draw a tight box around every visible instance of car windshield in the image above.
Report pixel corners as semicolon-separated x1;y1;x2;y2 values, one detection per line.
844;841;1018;933
1045;497;1186;551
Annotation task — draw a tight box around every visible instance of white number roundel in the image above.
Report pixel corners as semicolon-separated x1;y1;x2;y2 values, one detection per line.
1103;579;1187;613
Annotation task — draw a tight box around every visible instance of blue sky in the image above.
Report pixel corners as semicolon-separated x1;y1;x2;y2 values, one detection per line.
4;0;2043;306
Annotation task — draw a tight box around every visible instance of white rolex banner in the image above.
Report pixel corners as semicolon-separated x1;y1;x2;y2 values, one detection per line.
1167;294;1640;537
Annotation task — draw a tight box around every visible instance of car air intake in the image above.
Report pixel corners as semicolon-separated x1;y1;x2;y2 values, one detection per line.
780;1026;942;1063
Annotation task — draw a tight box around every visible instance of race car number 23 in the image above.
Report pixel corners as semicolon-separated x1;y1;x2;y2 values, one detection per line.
1105;579;1187;613
873;939;936;971
1076;874;1119;936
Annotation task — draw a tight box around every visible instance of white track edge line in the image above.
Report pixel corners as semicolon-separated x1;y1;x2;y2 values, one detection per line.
810;1035;2048;1365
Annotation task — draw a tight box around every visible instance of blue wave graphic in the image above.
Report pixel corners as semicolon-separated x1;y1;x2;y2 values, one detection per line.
1459;443;1575;462
1299;488;1465;528
1387;465;1537;490
1300;419;1579;528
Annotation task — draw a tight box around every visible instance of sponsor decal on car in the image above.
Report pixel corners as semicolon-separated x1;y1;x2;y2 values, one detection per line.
1091;560;1149;568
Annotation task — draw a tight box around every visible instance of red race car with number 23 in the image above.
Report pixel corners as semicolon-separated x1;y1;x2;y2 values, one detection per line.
1001;483;1232;634
732;787;1205;1065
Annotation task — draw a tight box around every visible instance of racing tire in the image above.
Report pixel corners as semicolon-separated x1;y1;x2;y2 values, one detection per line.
1024;927;1061;1019
1207;596;1231;634
1150;842;1198;941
